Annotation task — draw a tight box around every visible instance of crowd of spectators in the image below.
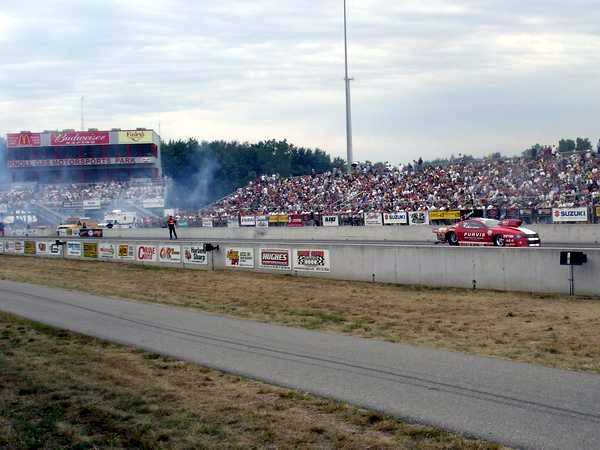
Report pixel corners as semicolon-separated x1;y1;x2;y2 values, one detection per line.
202;150;600;217
0;179;166;209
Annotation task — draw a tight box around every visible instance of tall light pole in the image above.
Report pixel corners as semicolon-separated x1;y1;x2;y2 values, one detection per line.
344;0;354;169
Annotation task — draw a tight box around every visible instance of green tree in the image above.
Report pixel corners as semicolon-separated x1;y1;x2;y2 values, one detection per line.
558;139;576;153
576;137;592;152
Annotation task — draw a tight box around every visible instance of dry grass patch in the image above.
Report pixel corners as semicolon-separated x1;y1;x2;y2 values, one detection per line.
0;311;503;449
1;255;600;373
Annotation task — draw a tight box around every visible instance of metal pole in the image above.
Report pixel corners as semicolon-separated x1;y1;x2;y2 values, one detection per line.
344;0;354;170
81;96;85;131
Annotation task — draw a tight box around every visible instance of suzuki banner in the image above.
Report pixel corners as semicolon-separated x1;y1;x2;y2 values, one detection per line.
259;248;291;271
383;212;408;225
7;132;41;148
50;131;110;146
552;207;588;223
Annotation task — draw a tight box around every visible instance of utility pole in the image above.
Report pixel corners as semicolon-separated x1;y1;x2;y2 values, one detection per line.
344;0;354;170
81;96;85;131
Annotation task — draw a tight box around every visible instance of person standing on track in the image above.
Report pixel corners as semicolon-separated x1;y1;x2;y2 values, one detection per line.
167;215;178;240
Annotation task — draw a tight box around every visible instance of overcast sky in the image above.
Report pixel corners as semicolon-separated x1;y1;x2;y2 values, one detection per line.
1;0;600;163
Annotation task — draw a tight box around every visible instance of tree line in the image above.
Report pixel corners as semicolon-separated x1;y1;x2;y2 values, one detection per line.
160;139;346;209
523;137;598;159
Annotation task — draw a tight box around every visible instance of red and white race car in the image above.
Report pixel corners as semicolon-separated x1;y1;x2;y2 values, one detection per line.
434;218;541;247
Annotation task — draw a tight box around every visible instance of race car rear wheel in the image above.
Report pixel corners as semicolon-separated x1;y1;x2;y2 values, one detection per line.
494;235;505;247
447;232;459;246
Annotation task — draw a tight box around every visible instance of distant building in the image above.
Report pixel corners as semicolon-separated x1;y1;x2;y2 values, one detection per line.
5;128;162;183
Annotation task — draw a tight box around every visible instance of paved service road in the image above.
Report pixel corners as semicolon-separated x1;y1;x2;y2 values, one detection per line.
1;280;599;450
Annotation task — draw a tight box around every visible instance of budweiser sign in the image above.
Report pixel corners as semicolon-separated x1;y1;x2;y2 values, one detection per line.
50;131;110;146
7;133;41;148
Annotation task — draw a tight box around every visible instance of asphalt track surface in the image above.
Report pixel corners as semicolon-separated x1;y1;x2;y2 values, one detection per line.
1;281;599;450
90;235;600;250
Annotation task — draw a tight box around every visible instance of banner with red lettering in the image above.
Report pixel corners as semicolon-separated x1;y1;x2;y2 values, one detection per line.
50;131;110;146
7;133;41;148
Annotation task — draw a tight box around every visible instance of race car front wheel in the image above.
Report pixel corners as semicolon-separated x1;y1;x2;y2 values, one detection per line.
447;232;459;246
494;235;505;247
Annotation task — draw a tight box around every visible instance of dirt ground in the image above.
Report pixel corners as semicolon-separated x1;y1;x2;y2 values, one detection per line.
1;256;599;374
0;311;503;449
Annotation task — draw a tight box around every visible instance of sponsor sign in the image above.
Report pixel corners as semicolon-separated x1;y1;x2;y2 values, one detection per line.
288;214;304;227
364;212;383;226
48;242;62;257
202;217;214;228
259;248;291;271
256;215;269;228
429;210;461;221
118;130;154;145
83;242;98;258
14;241;24;255
293;249;331;272
158;244;182;263
596;206;600;218
0;241;4;253
137;245;157;262
227;218;240;228
143;198;165;209
408;211;430;226
240;216;256;227
67;241;82;257
383;212;408;225
50;131;109;146
183;245;208;265
118;244;135;260
24;241;36;255
83;199;102;210
322;215;339;227
5;241;15;254
79;228;103;238
7;156;156;168
7;132;41;148
225;248;254;268
552;207;588;223
36;241;49;255
98;242;116;259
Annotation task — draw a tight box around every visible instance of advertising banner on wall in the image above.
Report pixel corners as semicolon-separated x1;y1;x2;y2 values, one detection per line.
225;248;254;268
35;241;49;255
240;216;256;227
24;241;36;255
322;215;339;227
5;241;15;254
552;207;589;223
14;241;24;255
118;244;136;260
227;218;240;228
183;245;208;265
202;218;213;228
288;214;304;227
293;249;331;272
137;245;157;262
408;211;430;226
259;248;291;271
429;211;461;221
596;206;600;218
48;242;62;257
118;130;153;145
364;212;383;226
7;156;157;169
83;200;102;210
83;243;98;258
0;241;4;253
67;241;82;257
383;212;408;225
50;131;110;146
98;242;116;259
7;132;42;148
256;216;269;228
158;244;182;263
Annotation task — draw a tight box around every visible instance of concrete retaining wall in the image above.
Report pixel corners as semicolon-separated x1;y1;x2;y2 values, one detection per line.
103;224;600;245
2;238;598;297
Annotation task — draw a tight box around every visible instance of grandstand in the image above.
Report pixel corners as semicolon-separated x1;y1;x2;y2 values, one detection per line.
2;129;167;228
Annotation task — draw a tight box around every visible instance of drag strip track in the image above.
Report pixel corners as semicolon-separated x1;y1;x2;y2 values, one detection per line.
1;280;599;450
83;235;600;250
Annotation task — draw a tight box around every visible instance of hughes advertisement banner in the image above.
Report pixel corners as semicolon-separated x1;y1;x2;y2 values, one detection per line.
259;248;291;271
118;130;153;144
7;132;41;148
50;131;110;146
